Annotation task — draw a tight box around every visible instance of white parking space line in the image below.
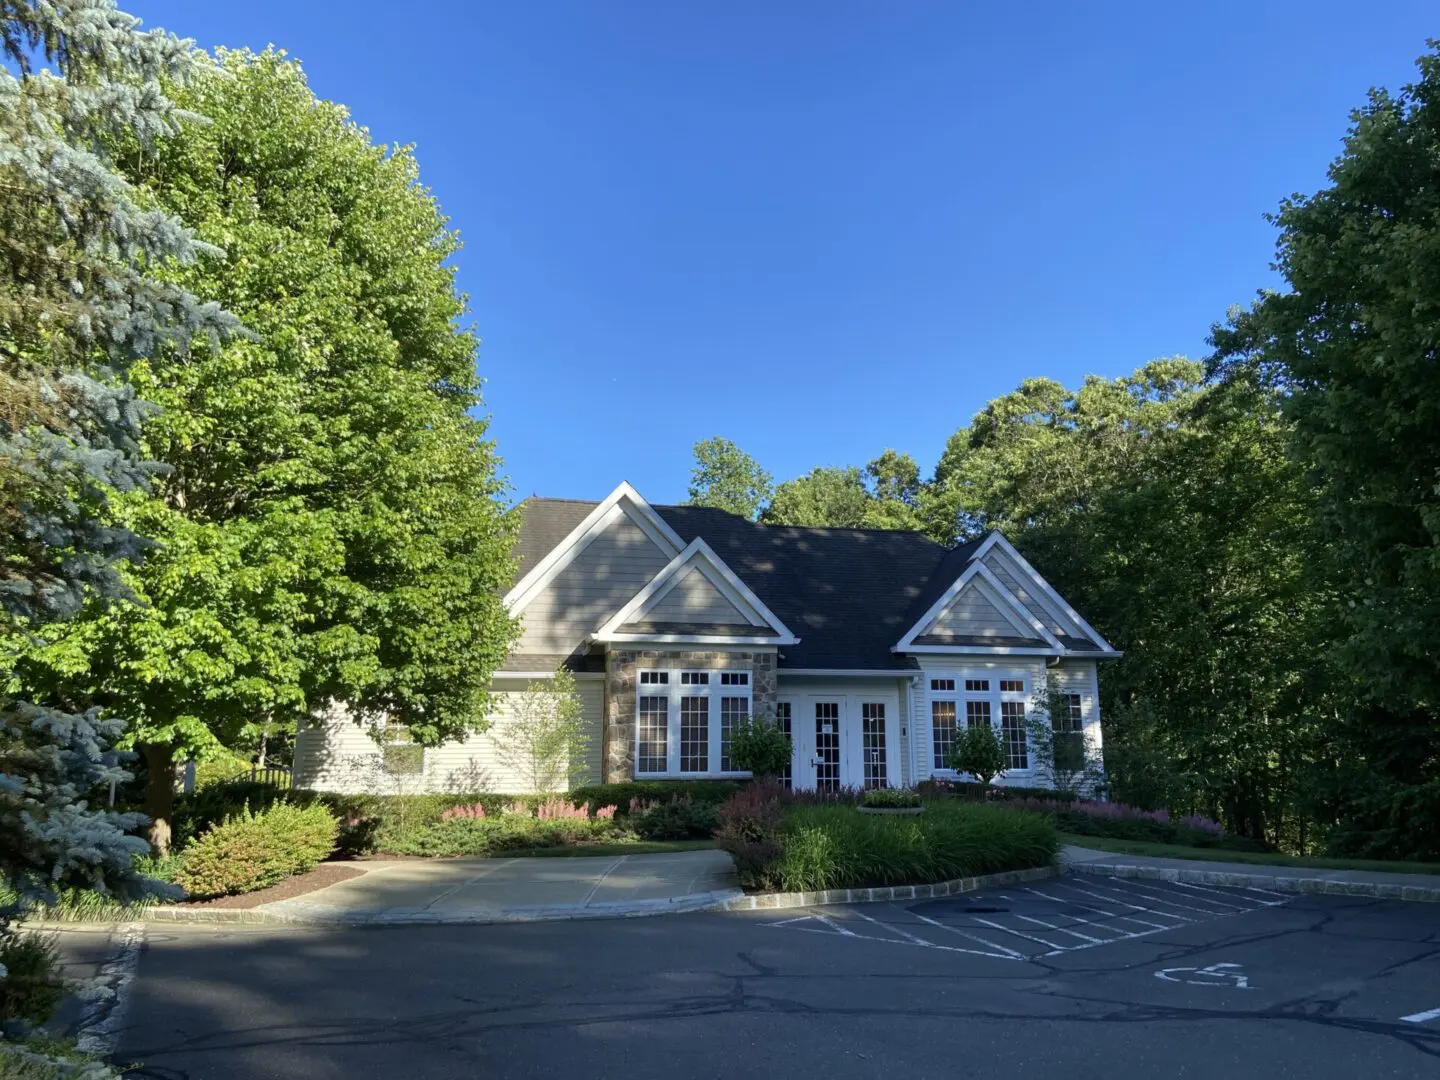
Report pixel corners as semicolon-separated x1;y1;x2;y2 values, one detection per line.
1400;1005;1440;1024
1244;885;1293;900
1073;878;1239;917
967;915;1067;952
814;914;856;937
1050;881;1197;924
763;879;1290;964
772;918;1021;960
1012;913;1108;944
850;908;953;949
1025;885;1176;930
1110;879;1275;915
1162;880;1265;906
909;911;1028;959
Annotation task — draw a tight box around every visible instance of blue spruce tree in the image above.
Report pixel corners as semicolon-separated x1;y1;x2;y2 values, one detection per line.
1;1;237;914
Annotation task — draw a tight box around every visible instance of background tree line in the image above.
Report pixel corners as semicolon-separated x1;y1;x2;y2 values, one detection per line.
686;46;1440;860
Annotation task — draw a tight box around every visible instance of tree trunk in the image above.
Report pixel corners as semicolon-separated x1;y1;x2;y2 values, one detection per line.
142;742;177;857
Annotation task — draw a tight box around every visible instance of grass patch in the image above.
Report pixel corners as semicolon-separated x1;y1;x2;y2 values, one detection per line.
1060;834;1440;875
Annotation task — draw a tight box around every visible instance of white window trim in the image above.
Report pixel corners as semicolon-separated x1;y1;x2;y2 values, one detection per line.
926;668;1035;778
633;667;755;779
377;723;427;777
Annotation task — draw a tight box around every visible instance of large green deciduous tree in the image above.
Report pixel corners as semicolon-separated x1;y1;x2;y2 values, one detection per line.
9;50;516;852
762;451;923;529
685;436;773;520
1211;45;1440;858
1;1;236;902
929;360;1326;842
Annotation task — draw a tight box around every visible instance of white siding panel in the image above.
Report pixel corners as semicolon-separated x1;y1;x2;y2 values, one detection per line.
291;679;605;795
515;511;672;655
922;583;1019;640
982;550;1090;641
634;566;752;626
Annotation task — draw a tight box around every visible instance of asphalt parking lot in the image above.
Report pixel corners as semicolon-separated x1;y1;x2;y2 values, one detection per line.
52;874;1440;1079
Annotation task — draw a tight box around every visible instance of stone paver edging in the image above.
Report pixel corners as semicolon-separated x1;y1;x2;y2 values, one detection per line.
720;865;1059;911
1071;861;1440;903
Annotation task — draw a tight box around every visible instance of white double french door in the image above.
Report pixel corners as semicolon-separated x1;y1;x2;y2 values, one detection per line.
784;695;895;791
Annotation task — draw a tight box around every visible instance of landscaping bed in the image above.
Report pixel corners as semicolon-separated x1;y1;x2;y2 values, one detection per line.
715;782;1059;892
178;863;366;909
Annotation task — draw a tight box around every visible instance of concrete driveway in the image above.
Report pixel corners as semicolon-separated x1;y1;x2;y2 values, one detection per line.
254;849;740;924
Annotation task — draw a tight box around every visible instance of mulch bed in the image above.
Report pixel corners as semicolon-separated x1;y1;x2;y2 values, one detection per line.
179;863;367;909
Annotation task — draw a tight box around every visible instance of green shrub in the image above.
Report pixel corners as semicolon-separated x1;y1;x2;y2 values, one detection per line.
631;798;718;840
569;780;743;816
753;801;1057;893
172;780;291;849
174;802;339;898
860;788;922;809
916;779;1079;803
0;930;65;1029
946;724;1008;785
727;715;792;778
715;780;787;887
382;815;618;857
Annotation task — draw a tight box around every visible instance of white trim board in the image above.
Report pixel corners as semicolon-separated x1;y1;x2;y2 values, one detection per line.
594;537;800;646
973;531;1115;652
504;482;686;615
894;559;1062;652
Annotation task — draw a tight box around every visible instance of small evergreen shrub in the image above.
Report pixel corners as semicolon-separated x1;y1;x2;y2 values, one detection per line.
174;803;339;898
630;797;718;840
381;815;619;857
946;724;1008;786
0;931;65;1029
860;788;922;809
727;715;792;778
569;780;744;816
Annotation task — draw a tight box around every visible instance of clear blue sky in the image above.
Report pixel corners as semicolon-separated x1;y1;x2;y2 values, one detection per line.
130;1;1437;505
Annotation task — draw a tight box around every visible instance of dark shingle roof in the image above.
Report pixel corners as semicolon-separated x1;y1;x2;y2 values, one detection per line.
510;497;1087;670
653;505;967;670
512;498;598;582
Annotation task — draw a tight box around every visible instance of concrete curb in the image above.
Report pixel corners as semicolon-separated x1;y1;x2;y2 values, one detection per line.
31;866;1063;929
720;865;1060;911
1070;861;1440;903
121;887;750;928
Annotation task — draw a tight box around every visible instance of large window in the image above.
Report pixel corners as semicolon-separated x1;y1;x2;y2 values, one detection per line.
1000;701;1028;770
931;700;957;769
381;724;424;776
634;668;752;777
1056;692;1084;734
930;672;1032;775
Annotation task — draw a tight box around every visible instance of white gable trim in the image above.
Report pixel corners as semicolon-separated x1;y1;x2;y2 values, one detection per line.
594;537;800;646
895;560;1063;652
973;531;1115;652
504;482;686;615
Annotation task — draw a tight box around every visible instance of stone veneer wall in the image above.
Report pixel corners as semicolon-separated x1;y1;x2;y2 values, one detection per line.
603;649;778;783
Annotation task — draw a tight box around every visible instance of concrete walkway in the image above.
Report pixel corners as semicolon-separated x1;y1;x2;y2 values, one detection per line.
148;849;743;926
1061;844;1440;901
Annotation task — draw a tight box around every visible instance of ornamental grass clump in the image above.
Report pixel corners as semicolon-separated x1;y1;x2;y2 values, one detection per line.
771;801;1058;893
174;803;338;899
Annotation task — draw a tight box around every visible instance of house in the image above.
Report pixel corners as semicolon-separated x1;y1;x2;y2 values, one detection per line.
293;481;1119;794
